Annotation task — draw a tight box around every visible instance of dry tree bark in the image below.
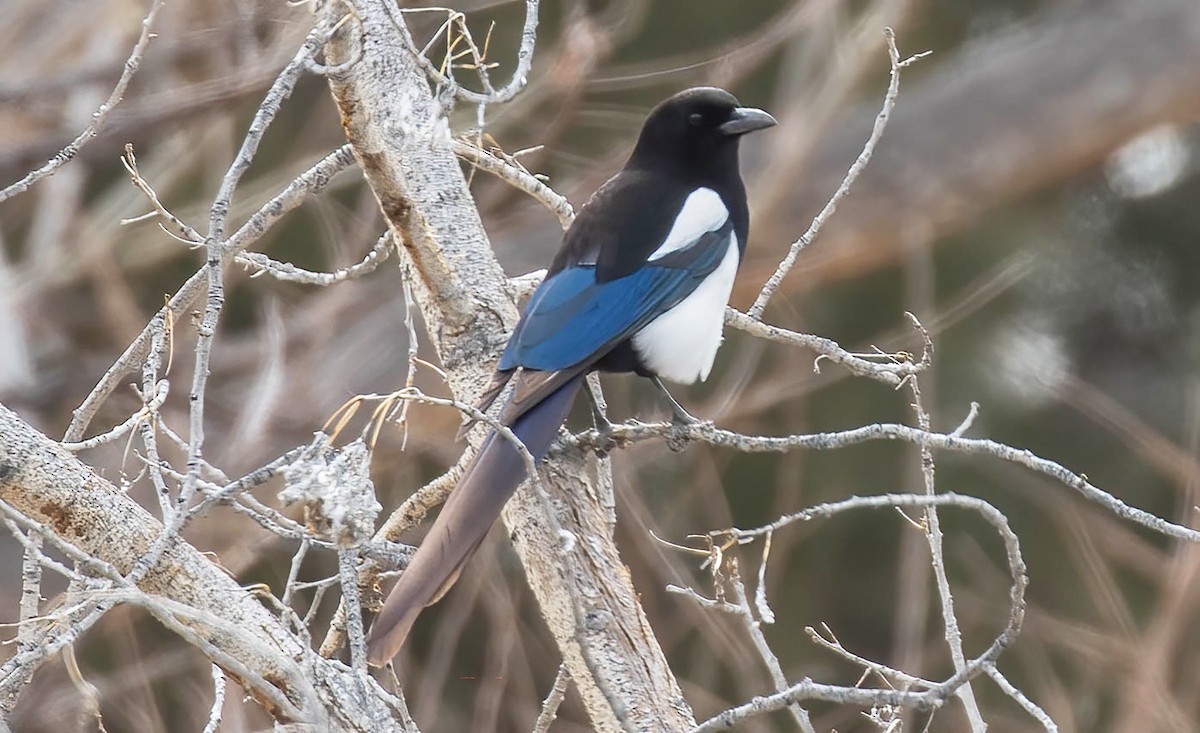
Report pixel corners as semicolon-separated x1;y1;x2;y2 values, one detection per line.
321;1;694;730
0;404;408;731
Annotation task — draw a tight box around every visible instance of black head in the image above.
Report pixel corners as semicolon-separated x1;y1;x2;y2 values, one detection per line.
626;87;776;184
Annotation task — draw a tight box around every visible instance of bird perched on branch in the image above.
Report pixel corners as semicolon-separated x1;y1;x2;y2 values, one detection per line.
366;87;775;666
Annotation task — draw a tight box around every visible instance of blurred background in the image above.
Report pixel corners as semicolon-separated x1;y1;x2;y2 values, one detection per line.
2;0;1199;730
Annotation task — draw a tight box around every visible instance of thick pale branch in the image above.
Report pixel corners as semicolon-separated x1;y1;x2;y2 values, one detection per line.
321;2;694;729
0;403;409;731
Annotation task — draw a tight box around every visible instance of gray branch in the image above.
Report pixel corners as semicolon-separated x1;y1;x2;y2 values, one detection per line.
573;419;1200;545
0;0;165;204
63;144;356;442
0;403;414;731
689;492;1026;732
321;1;694;728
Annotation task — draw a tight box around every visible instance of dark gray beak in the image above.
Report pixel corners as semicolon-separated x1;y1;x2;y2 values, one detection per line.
719;106;777;136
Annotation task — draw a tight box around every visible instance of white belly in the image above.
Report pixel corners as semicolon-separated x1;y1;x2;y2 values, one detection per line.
632;236;739;384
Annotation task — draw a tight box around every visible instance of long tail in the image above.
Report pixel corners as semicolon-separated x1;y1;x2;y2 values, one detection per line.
365;376;583;665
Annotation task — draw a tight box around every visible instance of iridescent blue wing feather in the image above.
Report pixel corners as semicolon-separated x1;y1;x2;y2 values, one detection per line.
499;223;732;373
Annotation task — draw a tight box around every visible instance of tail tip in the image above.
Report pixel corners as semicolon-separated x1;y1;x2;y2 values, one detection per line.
365;630;401;667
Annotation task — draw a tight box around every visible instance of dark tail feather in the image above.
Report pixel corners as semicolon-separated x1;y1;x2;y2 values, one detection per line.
365;375;583;666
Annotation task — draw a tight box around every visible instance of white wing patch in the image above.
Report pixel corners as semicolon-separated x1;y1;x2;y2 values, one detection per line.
647;187;728;261
633;234;739;384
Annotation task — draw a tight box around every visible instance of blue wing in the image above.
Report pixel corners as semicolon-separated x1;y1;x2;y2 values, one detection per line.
499;225;731;372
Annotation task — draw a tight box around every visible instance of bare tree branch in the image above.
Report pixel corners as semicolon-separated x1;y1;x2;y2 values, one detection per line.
0;403;413;731
574;418;1200;545
531;663;571;733
321;1;695;728
749;28;927;318
452;140;575;228
688;492;1026;732
909;371;987;731
0;0;165;204
64;144;356;442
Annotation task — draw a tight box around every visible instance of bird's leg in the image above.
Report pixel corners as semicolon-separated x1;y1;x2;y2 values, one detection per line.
650;376;702;426
582;375;619;457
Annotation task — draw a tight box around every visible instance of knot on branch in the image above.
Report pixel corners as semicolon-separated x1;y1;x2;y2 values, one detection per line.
280;433;380;546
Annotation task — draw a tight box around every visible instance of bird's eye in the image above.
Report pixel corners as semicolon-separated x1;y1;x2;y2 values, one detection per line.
688;112;704;127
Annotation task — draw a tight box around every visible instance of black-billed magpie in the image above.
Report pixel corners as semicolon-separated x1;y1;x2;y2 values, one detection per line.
366;87;775;665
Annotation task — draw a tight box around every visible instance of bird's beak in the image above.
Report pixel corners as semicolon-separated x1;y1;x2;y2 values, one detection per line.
719;107;777;136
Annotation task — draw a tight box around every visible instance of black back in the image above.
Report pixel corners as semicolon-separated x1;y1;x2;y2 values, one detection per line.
548;87;755;283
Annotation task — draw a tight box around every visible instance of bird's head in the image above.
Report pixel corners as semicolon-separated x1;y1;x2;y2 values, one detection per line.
627;87;776;184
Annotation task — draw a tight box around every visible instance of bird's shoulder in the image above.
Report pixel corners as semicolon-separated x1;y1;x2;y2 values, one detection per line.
549;171;728;282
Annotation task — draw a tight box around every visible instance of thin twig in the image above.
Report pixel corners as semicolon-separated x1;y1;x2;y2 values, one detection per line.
570;420;1200;545
237;231;392;285
138;323;173;517
748;28;930;318
951;402;981;438
689;492;1025;732
61;380;168;452
909;374;986;732
0;0;166;204
985;666;1057;732
282;540;311;610
726;307;927;387
808;622;935;689
226;145;357;251
202;665;226;733
121;144;202;241
727;561;816;732
532;663;571;733
451;140;574;228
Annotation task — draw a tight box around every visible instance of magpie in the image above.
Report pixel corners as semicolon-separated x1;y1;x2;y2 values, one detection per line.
366;87;775;665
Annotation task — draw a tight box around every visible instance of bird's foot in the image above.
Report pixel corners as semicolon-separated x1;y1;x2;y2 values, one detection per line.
667;401;703;427
593;428;618;457
648;376;710;451
664;410;711;453
582;409;618;456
